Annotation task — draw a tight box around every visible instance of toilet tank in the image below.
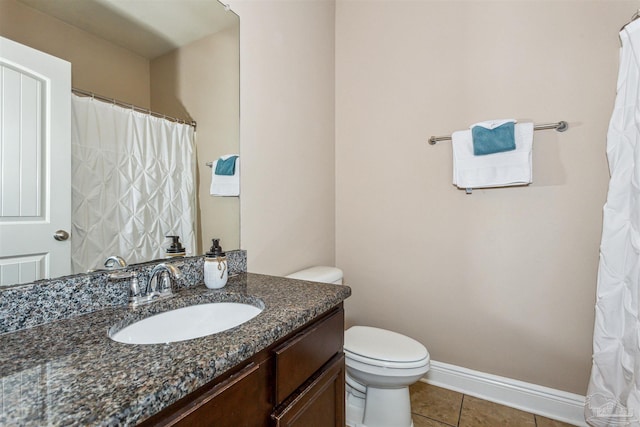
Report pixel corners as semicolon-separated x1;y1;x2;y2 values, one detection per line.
286;266;343;284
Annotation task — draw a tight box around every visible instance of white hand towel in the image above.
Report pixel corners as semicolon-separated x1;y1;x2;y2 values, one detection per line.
210;154;240;196
470;118;516;130
452;122;533;190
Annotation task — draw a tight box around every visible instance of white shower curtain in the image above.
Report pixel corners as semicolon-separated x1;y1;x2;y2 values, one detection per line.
70;95;196;273
586;20;640;426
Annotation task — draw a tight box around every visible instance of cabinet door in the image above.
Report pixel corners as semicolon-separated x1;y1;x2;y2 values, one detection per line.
273;308;343;405
272;354;345;427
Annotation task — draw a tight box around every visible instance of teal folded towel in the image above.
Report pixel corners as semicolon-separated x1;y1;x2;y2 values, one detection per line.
471;122;516;156
215;156;238;176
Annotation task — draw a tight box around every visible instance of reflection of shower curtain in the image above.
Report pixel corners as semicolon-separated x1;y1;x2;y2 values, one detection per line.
586;20;640;426
70;94;196;273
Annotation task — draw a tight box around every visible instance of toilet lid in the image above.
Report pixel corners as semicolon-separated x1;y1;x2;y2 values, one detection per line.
286;266;343;283
344;326;429;363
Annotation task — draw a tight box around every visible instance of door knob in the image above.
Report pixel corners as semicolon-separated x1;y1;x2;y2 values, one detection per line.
53;230;70;241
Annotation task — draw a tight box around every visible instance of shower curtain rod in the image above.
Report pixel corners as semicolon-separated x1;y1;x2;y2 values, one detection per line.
621;9;640;31
427;121;568;145
72;88;197;131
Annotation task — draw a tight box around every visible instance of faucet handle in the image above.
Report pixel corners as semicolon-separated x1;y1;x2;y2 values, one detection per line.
129;273;141;300
108;271;142;306
158;271;173;297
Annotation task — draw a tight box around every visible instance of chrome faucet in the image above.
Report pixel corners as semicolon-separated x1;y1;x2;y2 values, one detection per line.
88;255;128;273
126;263;182;307
106;262;182;307
104;255;127;269
148;263;182;297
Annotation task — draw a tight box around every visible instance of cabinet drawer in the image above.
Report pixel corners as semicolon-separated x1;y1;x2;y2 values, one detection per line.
142;360;271;427
272;353;345;427
273;308;344;405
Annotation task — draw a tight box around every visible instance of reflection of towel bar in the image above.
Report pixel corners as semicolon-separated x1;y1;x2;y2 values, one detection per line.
428;121;568;145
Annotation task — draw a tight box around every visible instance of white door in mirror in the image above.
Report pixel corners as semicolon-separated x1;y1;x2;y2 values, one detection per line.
110;303;262;345
0;36;71;286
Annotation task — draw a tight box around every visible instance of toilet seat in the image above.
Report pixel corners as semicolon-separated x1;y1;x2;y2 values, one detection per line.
345;348;430;370
344;326;430;369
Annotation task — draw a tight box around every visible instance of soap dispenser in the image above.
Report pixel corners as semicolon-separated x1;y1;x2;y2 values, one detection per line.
166;235;186;258
204;238;228;289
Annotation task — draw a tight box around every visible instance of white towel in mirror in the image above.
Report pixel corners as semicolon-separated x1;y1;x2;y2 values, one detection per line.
210;154;240;196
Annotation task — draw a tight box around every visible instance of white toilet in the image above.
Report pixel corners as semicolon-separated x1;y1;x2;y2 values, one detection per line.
286;266;430;427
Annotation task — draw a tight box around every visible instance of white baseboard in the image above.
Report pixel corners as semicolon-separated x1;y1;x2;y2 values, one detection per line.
423;361;587;427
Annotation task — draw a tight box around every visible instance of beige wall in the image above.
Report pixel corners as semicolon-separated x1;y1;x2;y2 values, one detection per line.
150;25;240;253
228;0;336;274
0;0;150;107
336;1;634;395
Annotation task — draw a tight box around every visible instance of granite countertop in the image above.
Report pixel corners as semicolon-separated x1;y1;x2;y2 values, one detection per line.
0;273;351;426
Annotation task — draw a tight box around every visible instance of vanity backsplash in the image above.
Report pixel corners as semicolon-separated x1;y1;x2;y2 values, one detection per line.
0;250;247;335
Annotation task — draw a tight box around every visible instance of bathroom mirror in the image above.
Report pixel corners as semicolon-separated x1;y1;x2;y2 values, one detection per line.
0;0;240;286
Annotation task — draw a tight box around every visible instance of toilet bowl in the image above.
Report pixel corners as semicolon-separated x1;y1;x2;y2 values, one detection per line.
286;266;430;427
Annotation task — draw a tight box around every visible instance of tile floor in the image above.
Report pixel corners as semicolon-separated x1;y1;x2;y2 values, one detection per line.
409;382;576;427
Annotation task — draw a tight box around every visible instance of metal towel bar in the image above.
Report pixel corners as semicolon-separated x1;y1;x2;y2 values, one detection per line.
428;121;568;145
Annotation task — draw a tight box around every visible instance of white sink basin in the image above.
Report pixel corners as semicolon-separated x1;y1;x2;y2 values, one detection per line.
110;302;263;344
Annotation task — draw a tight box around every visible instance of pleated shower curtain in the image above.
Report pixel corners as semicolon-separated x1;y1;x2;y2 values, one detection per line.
586;19;640;426
70;94;196;273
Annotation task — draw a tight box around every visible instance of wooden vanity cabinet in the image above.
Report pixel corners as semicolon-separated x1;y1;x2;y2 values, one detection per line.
140;304;345;427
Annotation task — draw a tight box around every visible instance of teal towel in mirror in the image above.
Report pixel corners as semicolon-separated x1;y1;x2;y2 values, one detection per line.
471;122;516;156
215;155;238;175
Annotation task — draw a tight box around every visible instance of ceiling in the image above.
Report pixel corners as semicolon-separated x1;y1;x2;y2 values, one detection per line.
17;0;238;59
